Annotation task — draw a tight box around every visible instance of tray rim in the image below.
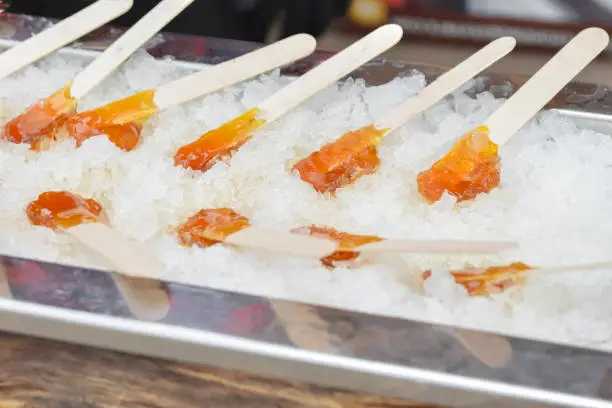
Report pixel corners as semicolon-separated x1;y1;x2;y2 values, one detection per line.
1;295;606;408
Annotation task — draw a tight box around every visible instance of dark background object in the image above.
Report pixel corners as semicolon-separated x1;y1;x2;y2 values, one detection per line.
550;0;612;24
429;0;467;13
8;0;351;42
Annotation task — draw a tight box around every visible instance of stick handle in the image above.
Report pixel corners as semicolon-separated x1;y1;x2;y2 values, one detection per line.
357;239;518;254
435;326;513;368
0;0;133;80
65;223;165;279
224;226;338;259
226;226;516;257
538;261;612;276
376;37;516;131
70;0;194;99
269;300;334;352
257;24;403;123
0;265;12;299
485;27;609;146
154;34;317;109
111;274;170;321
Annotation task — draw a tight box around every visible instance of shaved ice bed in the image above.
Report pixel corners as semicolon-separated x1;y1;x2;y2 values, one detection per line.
2;50;612;351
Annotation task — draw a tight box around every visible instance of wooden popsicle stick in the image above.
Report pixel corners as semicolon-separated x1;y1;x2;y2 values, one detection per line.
224;227;338;259
434;326;512;368
153;34;317;110
65;223;165;279
112;275;170;321
223;226;517;258
0;264;12;299
536;260;612;276
484;27;609;146
257;24;403;123
269;300;335;352
376;37;516;132
452;330;513;368
65;223;169;320
57;217;513;277
0;0;133;80
357;239;518;254
69;0;195;99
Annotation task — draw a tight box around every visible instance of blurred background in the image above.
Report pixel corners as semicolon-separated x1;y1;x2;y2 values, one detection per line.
6;0;612;83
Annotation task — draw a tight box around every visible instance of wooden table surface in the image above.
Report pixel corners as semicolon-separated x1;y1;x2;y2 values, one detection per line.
0;331;437;408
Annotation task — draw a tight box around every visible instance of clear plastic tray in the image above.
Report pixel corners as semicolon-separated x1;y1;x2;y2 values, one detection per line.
1;12;612;408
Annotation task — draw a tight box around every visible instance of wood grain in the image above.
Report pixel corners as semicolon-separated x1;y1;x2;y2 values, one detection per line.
0;332;438;408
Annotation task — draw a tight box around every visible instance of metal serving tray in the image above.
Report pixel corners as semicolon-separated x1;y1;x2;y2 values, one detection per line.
1;12;612;408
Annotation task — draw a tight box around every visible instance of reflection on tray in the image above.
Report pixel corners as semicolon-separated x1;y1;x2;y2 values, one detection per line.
3;251;612;404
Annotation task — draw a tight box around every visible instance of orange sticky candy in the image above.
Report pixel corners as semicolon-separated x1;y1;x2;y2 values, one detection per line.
293;125;388;194
68;119;144;151
422;262;532;296
26;191;103;231
292;225;383;268
417;126;500;203
177;208;251;248
174;108;266;172
69;89;157;129
3;84;77;149
66;89;157;151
